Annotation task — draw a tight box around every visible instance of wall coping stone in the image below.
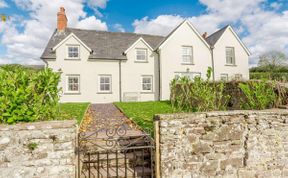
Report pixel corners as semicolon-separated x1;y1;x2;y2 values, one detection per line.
0;120;77;131
154;109;288;121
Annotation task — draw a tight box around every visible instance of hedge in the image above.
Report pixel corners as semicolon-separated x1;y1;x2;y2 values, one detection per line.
0;65;61;124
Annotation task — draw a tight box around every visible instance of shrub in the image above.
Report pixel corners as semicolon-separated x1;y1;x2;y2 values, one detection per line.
170;67;230;112
239;81;277;110
0;65;61;124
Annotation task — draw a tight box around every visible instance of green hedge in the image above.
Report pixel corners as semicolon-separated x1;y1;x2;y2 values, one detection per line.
170;78;287;112
0;65;61;124
250;72;288;82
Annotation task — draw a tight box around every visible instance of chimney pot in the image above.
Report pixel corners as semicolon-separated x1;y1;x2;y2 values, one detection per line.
57;7;67;32
202;32;208;39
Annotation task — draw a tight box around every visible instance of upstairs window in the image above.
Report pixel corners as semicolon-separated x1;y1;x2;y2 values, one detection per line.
226;47;235;65
67;45;80;59
136;48;147;62
141;75;153;92
182;46;193;64
98;75;112;93
66;75;80;93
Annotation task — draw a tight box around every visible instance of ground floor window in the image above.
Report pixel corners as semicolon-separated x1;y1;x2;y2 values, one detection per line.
220;74;228;81
175;72;201;80
141;75;153;92
98;75;112;93
234;74;243;80
66;75;80;93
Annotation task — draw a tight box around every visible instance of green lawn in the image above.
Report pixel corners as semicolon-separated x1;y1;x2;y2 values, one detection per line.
114;101;176;135
57;103;89;124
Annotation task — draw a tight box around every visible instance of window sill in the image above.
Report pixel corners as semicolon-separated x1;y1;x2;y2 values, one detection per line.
134;61;148;63
181;63;194;65
140;91;154;94
64;92;81;95
225;64;237;67
97;92;113;94
64;58;81;61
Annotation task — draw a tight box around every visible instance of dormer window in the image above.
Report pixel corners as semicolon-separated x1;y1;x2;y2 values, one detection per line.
226;47;235;65
67;45;80;59
136;48;147;62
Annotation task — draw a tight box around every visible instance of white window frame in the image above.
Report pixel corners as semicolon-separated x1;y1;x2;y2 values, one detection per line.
135;48;148;62
175;72;201;80
98;75;112;93
67;45;80;59
234;74;243;80
220;74;228;81
66;74;80;93
181;46;193;64
141;75;153;92
226;47;235;65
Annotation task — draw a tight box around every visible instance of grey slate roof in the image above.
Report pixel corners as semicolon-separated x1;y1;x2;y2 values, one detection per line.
41;28;165;60
205;25;229;47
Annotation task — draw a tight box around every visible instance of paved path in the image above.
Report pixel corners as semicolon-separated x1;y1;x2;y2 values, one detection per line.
81;103;140;133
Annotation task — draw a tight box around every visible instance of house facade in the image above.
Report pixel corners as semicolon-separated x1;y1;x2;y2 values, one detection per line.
41;7;250;103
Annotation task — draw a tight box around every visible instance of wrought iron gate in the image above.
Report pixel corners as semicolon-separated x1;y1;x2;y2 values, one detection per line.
77;123;155;178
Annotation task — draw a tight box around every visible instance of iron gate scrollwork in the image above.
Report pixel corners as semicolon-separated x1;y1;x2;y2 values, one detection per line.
78;123;155;178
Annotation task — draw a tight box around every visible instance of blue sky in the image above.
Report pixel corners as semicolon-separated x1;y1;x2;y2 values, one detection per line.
0;0;287;65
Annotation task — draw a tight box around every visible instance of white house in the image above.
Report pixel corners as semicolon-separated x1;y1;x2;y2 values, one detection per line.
41;7;251;103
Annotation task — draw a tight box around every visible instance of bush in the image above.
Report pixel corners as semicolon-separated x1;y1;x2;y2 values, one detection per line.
170;67;230;112
0;65;61;124
239;81;277;110
250;72;288;82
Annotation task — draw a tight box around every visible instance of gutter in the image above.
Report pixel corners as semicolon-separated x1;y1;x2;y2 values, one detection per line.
119;60;122;102
210;46;215;81
156;50;161;101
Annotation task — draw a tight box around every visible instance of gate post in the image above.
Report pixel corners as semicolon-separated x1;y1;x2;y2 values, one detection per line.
154;117;161;178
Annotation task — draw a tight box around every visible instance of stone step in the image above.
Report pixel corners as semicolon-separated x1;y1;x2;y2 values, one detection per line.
82;150;151;167
81;166;152;178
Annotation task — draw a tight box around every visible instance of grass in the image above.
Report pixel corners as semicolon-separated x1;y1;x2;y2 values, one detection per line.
57;103;89;124
114;101;176;136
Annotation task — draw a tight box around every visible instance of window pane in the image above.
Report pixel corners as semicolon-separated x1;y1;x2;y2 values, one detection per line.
136;49;147;61
182;47;193;63
142;77;152;91
226;47;235;64
68;46;79;58
67;76;79;92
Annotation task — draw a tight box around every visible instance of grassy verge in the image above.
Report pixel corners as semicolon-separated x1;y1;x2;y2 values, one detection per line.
114;101;176;135
57;103;89;124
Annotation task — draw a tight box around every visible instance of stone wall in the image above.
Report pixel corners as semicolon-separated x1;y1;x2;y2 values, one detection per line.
0;120;77;178
155;110;288;178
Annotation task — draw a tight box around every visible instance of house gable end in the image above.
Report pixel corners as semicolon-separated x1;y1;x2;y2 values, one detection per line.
214;26;251;56
157;20;211;51
52;33;92;53
124;37;154;54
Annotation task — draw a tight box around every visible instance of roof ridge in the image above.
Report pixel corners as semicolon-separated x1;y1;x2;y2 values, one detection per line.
65;27;165;38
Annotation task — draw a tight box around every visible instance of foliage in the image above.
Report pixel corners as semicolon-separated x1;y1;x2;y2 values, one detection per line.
57;103;90;124
114;101;175;136
170;67;230;112
258;51;287;68
0;65;61;124
239;80;277;109
27;142;38;151
250;72;288;82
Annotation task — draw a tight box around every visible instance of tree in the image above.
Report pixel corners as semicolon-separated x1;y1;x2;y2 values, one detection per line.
0;14;9;22
258;51;287;71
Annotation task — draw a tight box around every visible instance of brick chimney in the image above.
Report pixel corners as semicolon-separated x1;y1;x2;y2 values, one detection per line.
202;32;208;39
57;7;67;32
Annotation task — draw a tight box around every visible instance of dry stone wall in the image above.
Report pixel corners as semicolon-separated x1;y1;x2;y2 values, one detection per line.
0;120;77;178
155;110;288;178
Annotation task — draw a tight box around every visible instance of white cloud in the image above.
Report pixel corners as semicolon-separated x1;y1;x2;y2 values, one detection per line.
132;0;288;66
0;0;108;64
133;15;184;36
87;0;109;16
113;23;125;32
77;16;107;30
0;0;8;8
